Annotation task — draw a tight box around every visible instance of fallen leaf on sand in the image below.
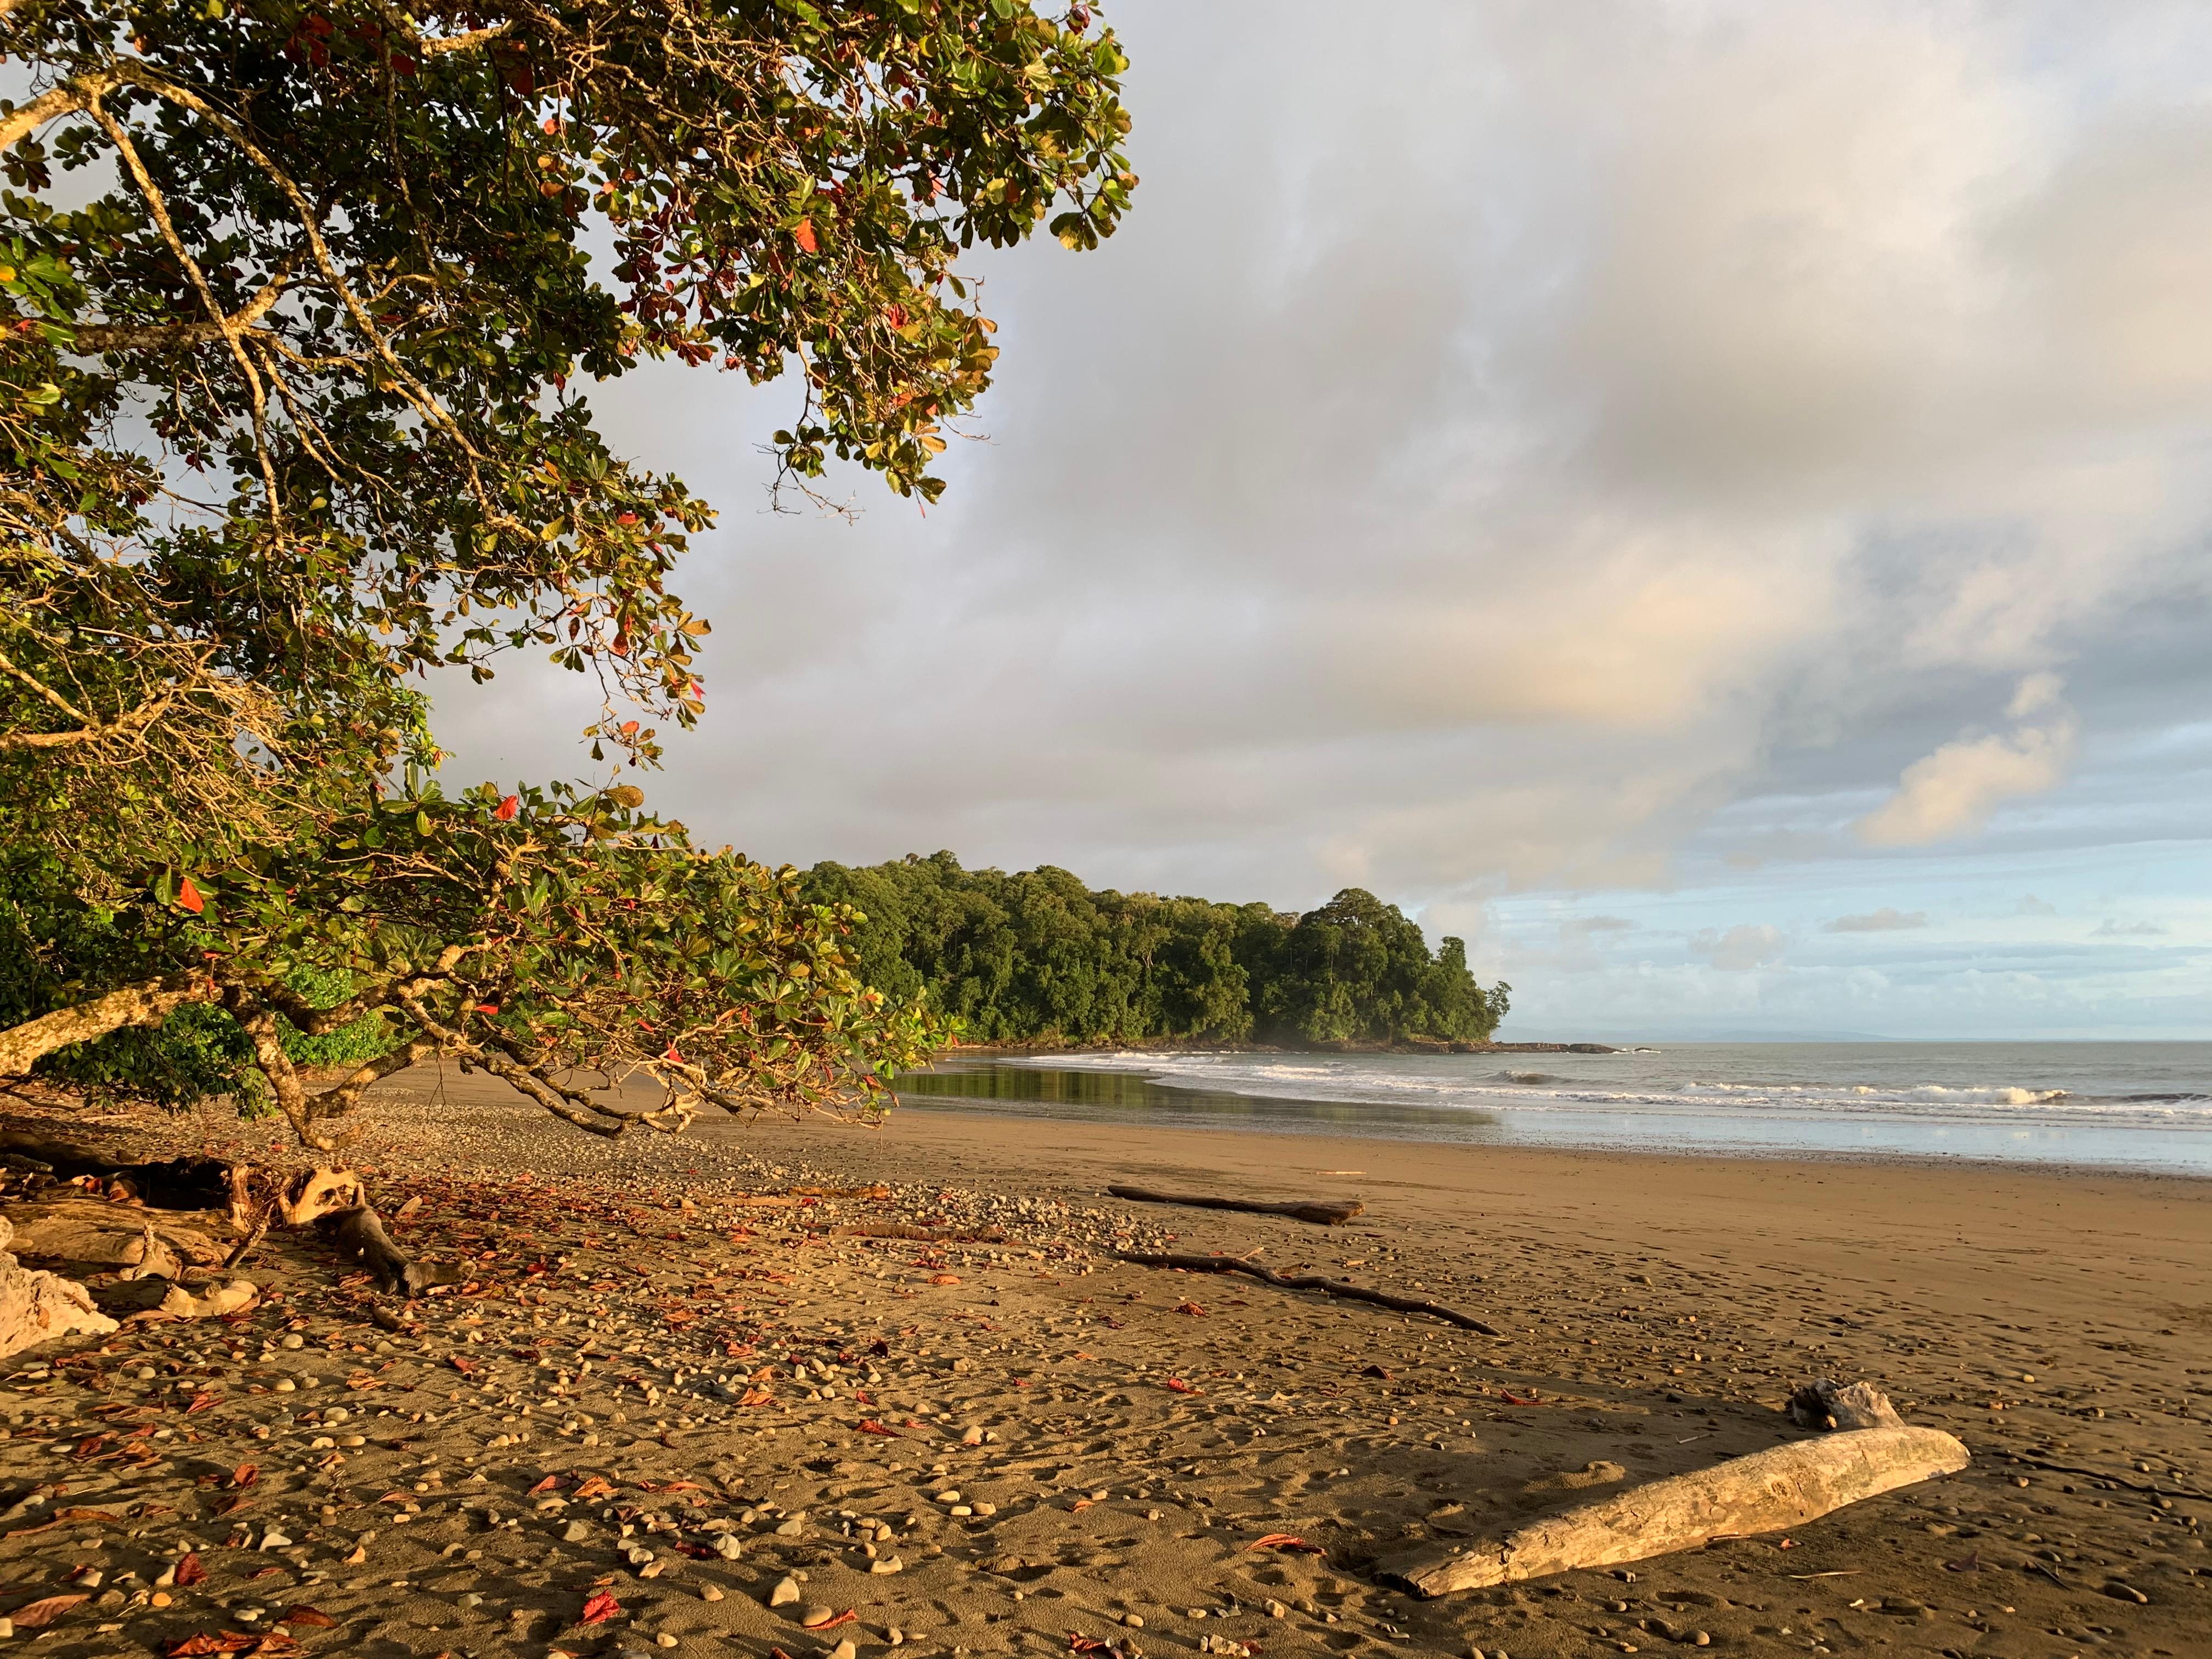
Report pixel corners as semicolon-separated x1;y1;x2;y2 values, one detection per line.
928;1273;961;1285
1945;1553;1982;1572
11;1594;88;1628
1362;1364;1393;1380
1162;1377;1201;1395
527;1475;563;1496
857;1419;900;1437
1249;1532;1327;1555
579;1591;622;1626
176;1551;208;1587
281;1606;337;1628
1498;1390;1543;1406
230;1464;258;1488
1175;1301;1206;1316
572;1476;617;1500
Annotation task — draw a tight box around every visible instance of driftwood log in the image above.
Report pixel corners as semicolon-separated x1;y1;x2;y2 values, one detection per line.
1116;1249;1502;1335
1107;1183;1363;1226
1380;1383;1970;1595
0;1216;119;1358
318;1204;440;1295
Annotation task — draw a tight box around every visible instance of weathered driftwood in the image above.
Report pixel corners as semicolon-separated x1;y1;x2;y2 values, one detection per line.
154;1277;259;1319
1116;1249;1503;1335
0;1216;119;1357
2;1201;229;1272
318;1204;435;1295
277;1167;368;1226
1380;1394;1970;1596
1788;1377;1904;1430
1107;1183;1364;1226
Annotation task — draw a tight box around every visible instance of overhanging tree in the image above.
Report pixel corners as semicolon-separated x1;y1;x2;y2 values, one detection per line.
0;0;1135;1142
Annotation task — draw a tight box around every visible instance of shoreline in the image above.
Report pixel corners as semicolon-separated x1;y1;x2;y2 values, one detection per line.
3;1071;2209;1658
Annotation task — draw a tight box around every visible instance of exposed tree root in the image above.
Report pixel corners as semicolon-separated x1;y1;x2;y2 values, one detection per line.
1114;1248;1502;1334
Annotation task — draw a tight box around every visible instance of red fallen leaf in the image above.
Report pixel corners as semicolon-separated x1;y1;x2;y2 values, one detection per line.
1175;1301;1206;1316
1249;1532;1326;1555
1162;1378;1201;1395
527;1475;563;1496
448;1356;479;1377
792;218;818;253
572;1476;617;1500
854;1388;876;1406
12;1593;88;1628
1361;1364;1393;1380
927;1273;961;1285
737;1387;775;1407
175;1550;208;1587
177;876;205;913
231;1463;258;1488
495;794;519;820
578;1590;622;1625
856;1419;900;1437
1497;1390;1542;1406
163;1637;244;1657
72;1434;109;1459
188;1391;217;1412
250;1566;286;1578
1069;1636;1111;1653
281;1606;337;1628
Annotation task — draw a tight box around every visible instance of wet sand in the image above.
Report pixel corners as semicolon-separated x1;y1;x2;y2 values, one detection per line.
2;1070;2209;1658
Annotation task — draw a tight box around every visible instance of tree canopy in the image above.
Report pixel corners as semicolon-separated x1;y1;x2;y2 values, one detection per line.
802;853;1511;1048
1;0;1134;1142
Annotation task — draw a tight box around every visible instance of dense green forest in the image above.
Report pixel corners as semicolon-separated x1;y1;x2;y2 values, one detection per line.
801;854;1509;1048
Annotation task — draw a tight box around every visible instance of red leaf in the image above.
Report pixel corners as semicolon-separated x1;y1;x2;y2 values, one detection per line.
12;1594;88;1629
281;1606;336;1629
792;218;818;253
1249;1532;1326;1555
1162;1377;1200;1395
578;1591;621;1625
572;1476;616;1500
177;877;205;913
187;1391;217;1412
174;1551;208;1587
1498;1390;1543;1406
856;1419;899;1437
495;794;519;820
231;1463;258;1488
526;1475;563;1496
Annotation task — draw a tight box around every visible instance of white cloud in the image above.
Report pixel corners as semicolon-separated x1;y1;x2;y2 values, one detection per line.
1691;923;1788;971
2093;918;2169;937
1827;907;1929;932
1855;677;2080;847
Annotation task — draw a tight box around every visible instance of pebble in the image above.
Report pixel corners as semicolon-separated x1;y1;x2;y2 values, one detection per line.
657;1637;679;1650
563;1520;593;1543
871;1556;905;1576
831;1643;857;1659
769;1576;800;1607
714;1532;743;1560
259;1529;294;1550
699;1586;724;1602
801;1606;837;1628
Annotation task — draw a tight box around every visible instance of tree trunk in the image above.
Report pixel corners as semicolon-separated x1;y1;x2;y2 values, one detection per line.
1379;1424;1971;1595
0;976;215;1080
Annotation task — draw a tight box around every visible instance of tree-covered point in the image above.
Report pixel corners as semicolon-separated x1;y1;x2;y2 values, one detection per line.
801;854;1510;1048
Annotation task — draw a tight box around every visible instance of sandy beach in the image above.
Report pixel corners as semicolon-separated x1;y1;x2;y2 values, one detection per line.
3;1070;2209;1659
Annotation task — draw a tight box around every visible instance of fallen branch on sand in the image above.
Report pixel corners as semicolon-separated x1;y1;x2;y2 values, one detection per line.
1107;1184;1363;1226
1379;1380;1970;1595
1114;1249;1502;1335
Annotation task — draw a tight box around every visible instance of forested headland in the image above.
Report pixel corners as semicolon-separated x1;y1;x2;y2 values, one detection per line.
802;854;1509;1049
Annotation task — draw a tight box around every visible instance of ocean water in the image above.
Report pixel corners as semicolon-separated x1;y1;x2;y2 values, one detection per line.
893;1042;2212;1174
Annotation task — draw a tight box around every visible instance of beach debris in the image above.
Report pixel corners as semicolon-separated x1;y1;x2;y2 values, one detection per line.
1380;1381;1970;1595
1115;1249;1503;1335
1106;1184;1364;1227
0;1216;119;1357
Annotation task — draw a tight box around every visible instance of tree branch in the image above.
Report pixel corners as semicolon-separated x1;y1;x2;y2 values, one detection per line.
0;975;215;1080
0;78;106;156
72;258;298;354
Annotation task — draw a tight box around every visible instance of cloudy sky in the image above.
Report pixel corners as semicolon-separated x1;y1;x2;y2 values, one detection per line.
438;0;2212;1042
